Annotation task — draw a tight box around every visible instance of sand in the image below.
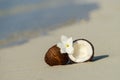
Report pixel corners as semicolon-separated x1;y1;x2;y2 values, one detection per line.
0;0;120;80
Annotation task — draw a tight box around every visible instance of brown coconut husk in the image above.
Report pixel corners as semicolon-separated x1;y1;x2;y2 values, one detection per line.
44;45;69;66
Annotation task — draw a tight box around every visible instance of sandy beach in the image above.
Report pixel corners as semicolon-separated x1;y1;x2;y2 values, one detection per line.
0;0;120;80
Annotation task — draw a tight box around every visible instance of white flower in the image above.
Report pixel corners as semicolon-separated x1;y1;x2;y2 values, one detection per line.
57;35;74;54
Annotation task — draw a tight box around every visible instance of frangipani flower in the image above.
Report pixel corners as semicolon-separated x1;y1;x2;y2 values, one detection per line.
57;35;74;54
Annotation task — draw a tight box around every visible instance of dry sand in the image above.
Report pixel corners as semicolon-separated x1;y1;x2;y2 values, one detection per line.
0;0;120;80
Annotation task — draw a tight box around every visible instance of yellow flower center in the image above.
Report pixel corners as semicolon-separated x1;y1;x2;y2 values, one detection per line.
66;44;69;48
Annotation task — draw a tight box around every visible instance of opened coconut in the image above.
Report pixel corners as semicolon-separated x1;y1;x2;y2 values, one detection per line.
68;39;94;63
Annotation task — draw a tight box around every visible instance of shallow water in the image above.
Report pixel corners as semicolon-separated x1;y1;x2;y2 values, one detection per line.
0;0;99;48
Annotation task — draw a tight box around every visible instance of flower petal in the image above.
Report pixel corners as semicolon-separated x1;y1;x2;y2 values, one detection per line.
67;37;73;46
57;42;62;48
70;37;73;44
61;35;68;42
57;35;74;54
60;48;66;53
66;47;74;54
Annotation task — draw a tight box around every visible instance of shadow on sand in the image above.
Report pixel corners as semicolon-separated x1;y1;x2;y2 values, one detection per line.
92;55;109;62
67;55;109;65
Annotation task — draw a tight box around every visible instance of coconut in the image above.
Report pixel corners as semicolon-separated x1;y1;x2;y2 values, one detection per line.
44;39;94;66
68;39;94;63
44;45;69;66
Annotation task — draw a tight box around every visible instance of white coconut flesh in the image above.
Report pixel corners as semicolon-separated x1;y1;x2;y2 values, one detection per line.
68;40;93;62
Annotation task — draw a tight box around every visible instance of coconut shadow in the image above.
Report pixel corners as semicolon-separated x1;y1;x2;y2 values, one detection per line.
66;55;109;65
92;55;109;62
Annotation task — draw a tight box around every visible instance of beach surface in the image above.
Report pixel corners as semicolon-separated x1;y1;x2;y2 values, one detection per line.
0;0;120;80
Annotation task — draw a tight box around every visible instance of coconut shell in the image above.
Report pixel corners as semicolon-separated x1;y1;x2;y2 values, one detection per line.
44;45;69;66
